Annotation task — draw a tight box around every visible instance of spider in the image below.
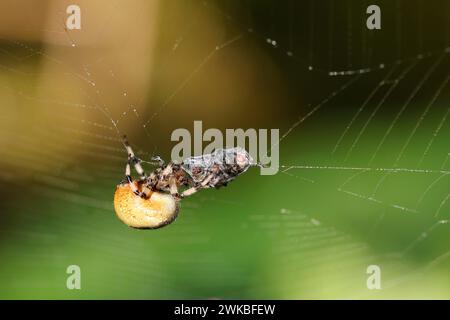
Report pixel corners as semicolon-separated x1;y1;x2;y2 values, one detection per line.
113;136;259;229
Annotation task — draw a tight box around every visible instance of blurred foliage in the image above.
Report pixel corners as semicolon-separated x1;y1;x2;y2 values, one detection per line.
0;0;449;299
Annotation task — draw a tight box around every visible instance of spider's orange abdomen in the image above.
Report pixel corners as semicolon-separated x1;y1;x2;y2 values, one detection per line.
114;181;179;229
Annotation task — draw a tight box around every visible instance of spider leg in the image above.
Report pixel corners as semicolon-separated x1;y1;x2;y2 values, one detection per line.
122;136;151;198
162;161;174;177
153;162;175;192
151;155;165;167
124;162;152;198
168;177;179;197
123;135;146;180
180;173;214;198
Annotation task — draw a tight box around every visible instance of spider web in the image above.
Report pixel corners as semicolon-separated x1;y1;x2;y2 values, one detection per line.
0;0;449;299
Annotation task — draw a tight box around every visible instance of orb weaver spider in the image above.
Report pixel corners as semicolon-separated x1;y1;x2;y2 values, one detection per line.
114;136;259;229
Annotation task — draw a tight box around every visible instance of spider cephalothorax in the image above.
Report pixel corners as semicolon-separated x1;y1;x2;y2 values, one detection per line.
113;136;257;229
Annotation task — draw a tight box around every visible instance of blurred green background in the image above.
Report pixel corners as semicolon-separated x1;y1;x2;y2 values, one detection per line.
0;0;449;299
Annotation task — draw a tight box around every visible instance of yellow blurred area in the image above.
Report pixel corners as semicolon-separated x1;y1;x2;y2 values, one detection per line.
0;0;157;176
0;0;289;180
